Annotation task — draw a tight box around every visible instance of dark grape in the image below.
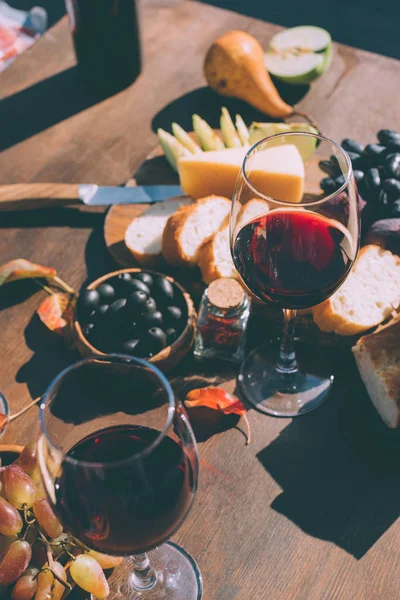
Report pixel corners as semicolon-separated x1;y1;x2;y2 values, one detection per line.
384;153;400;178
319;160;339;178
346;151;364;170
341;138;364;154
391;199;400;218
365;168;381;197
383;178;400;197
363;144;387;165
377;129;400;147
378;190;391;218
334;175;345;188
353;170;365;184
320;177;337;193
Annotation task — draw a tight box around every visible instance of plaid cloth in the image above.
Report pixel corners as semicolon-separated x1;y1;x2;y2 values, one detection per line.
0;0;47;72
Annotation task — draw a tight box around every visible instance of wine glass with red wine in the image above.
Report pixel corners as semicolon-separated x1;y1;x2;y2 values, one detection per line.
38;355;202;600
231;132;360;416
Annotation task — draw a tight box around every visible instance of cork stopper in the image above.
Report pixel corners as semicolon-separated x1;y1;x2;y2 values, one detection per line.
207;278;245;310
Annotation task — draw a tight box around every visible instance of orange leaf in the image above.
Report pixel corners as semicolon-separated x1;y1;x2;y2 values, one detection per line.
185;387;251;444
37;293;75;337
0;259;56;286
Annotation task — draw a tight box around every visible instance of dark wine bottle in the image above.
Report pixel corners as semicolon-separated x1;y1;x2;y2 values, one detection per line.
65;0;142;93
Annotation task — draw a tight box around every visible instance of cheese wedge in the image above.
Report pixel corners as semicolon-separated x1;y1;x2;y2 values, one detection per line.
178;144;304;202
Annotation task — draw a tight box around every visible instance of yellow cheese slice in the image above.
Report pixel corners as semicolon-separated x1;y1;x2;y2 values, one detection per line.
178;144;304;202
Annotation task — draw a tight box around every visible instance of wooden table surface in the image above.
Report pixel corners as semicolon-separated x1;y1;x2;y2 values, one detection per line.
2;2;400;599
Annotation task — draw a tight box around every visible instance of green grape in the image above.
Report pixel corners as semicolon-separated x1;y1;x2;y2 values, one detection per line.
85;548;124;569
33;498;63;540
11;567;38;600
19;443;41;485
70;554;109;599
4;465;36;510
0;496;23;536
0;540;31;586
35;561;66;600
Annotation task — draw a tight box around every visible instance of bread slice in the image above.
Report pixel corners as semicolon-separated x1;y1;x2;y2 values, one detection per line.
352;315;400;427
313;245;400;336
125;196;193;266
198;198;270;284
162;195;231;267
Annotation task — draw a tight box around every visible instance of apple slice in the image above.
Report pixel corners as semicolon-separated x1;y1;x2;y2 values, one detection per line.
265;26;332;85
248;122;319;161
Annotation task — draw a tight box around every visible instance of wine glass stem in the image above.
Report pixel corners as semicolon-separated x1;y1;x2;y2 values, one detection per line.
276;309;298;373
131;552;157;591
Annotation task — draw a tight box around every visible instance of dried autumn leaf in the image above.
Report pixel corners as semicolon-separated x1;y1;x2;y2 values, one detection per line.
37;293;76;337
185;387;251;444
0;259;56;286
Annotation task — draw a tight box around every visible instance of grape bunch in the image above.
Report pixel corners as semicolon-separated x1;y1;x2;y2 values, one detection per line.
0;441;122;599
320;129;400;222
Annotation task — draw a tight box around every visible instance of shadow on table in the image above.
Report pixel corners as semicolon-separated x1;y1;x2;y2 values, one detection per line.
257;367;400;559
16;312;80;400
0;280;39;312
151;84;309;133
81;218;116;290
0;208;105;229
1;66;113;152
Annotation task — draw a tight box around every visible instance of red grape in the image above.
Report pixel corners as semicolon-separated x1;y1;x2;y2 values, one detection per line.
70;554;109;598
0;540;31;585
0;496;23;536
33;498;63;539
85;548;124;569
11;567;38;600
3;465;36;509
19;443;40;484
35;561;66;600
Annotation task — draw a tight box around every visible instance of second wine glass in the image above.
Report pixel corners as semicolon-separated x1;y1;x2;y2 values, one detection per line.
230;132;360;416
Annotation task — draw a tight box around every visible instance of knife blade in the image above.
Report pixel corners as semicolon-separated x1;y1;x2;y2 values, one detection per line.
0;183;185;211
79;184;184;206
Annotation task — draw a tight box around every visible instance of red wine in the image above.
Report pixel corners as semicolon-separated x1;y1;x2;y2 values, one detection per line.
55;425;195;555
233;210;354;309
66;0;142;92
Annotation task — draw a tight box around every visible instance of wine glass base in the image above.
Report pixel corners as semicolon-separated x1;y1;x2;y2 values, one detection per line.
238;341;334;417
91;542;202;600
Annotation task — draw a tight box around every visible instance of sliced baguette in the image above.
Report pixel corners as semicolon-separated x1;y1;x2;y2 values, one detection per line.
198;198;270;284
313;245;400;336
352;314;400;428
162;195;231;267
125;195;193;267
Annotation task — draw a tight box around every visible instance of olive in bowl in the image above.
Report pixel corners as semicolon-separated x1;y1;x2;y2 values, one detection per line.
73;269;196;372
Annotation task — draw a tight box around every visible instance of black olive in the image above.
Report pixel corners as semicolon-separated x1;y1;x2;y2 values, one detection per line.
346;152;364;170
334;175;345;188
165;306;182;324
377;129;400;147
365;168;381;197
97;283;115;303
384;153;400;178
363;144;387;165
153;277;174;302
146;327;167;353
142;310;163;328
134;272;154;287
113;272;133;295
391;200;400;218
353;170;365;184
82;323;95;339
78;289;100;317
383;178;400;198
319;160;339;178
107;298;127;319
126;279;151;296
95;304;109;319
378;189;391;218
166;328;178;345
341;138;364;154
143;297;157;314
127;290;148;311
320;177;337;194
120;339;141;354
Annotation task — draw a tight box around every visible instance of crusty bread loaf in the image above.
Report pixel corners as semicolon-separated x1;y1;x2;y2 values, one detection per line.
125;196;193;266
162;195;231;267
198;198;270;284
313;245;400;336
352;314;400;427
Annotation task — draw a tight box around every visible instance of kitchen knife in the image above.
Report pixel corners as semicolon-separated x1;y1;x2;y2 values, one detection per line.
0;183;185;211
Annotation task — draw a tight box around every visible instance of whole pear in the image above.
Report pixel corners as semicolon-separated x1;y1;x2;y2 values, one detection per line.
204;30;293;118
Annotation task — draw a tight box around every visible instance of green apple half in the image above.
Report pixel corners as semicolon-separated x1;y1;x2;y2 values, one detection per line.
265;26;332;85
249;122;319;161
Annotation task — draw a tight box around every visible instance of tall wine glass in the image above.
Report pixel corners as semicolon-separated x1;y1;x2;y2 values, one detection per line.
38;354;202;600
230;132;360;416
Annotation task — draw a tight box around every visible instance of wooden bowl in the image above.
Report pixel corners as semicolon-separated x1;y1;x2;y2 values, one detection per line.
72;268;197;372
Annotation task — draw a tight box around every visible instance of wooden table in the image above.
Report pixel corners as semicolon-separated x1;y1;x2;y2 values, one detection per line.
1;2;400;598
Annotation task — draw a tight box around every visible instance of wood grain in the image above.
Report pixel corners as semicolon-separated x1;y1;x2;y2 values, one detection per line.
0;183;80;211
1;2;400;599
